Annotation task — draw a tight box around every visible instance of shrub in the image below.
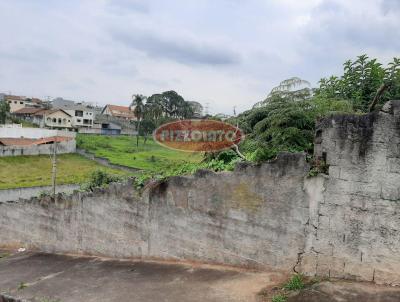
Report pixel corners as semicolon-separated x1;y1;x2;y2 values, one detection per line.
81;170;121;191
283;274;305;291
271;294;287;302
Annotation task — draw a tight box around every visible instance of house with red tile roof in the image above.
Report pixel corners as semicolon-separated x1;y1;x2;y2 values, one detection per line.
101;104;136;121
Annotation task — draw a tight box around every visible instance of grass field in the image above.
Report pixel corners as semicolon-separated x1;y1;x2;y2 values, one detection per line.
0;153;129;189
76;134;203;171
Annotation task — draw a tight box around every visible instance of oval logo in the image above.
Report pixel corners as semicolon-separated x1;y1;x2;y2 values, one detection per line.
153;119;244;152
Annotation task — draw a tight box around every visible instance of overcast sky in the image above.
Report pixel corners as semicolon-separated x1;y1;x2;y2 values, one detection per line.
0;0;399;114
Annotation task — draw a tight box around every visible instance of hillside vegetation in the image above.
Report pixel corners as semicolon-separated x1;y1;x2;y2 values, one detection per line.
76;134;202;171
0;154;128;189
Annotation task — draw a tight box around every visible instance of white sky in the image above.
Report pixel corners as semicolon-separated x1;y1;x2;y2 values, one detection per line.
0;0;399;114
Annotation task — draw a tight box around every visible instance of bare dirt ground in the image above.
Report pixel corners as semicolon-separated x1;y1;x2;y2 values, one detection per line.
0;250;287;302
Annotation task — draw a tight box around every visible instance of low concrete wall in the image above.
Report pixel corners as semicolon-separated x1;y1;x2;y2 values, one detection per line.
2;101;400;285
0;153;310;272
0;128;76;139
0;140;76;157
0;184;80;203
299;100;400;285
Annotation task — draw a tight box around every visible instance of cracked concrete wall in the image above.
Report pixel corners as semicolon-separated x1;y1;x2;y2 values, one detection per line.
1;101;400;284
300;100;400;285
0;153;310;271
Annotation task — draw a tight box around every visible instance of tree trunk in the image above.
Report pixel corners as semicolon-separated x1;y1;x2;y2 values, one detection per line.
369;83;390;112
136;119;141;147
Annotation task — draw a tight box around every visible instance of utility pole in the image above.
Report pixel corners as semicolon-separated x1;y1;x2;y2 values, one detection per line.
205;102;210;116
51;141;57;199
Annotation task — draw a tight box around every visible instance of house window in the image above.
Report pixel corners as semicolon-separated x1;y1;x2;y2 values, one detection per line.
20;102;23;104
47;118;51;122
63;118;66;124
14;101;17;104
75;110;83;117
77;119;81;123
52;118;56;123
58;118;62;124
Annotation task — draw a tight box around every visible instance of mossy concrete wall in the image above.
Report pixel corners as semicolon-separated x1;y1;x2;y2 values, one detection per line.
0;153;309;272
1;101;400;285
300;100;400;285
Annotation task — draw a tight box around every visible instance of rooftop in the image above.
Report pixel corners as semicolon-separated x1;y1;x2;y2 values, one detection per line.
0;136;72;146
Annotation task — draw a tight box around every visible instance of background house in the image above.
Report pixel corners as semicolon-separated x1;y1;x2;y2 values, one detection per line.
13;108;45;125
41;109;73;130
51;98;96;130
4;95;44;113
101;104;136;121
78;121;122;135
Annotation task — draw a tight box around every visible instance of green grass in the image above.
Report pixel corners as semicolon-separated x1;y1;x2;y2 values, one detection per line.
271;294;287;302
76;134;202;171
0;154;129;189
283;274;305;291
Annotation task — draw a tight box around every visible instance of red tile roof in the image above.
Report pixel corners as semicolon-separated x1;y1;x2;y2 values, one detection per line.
108;105;131;112
0;138;37;146
34;109;72;117
13;108;45;115
4;95;24;101
104;104;136;119
0;136;72;146
33;136;72;145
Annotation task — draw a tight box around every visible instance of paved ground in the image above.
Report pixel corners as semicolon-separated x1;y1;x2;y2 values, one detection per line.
287;280;400;302
0;250;287;302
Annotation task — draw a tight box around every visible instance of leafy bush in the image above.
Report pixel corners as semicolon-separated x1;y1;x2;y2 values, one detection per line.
226;76;354;163
133;158;243;189
81;170;122;191
271;294;287;302
283;274;305;291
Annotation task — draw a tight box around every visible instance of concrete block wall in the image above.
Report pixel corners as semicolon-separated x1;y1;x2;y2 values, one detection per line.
0;153;310;271
300;100;400;285
1;101;400;285
0;140;76;157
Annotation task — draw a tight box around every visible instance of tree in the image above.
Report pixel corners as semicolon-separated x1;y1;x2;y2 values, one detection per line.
229;77;352;161
253;77;312;108
187;101;204;118
131;94;147;147
138;118;156;144
146;90;194;121
0;100;10;124
316;55;400;112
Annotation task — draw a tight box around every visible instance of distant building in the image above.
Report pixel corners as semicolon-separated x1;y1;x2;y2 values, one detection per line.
4;95;43;113
40;109;73;130
101;104;136;121
51;98;95;129
13;108;46;125
78;121;122;135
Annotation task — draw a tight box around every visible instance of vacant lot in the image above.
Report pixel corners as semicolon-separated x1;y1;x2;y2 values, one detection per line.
0;154;128;189
77;134;202;171
0;251;286;302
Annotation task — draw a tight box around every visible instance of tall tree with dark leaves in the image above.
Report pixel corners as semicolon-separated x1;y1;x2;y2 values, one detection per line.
131;94;147;147
0;100;10;124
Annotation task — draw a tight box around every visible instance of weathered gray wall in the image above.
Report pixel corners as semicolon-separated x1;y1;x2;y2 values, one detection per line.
0;153;309;271
0;140;76;157
1;101;400;285
300;100;400;285
0;184;80;203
